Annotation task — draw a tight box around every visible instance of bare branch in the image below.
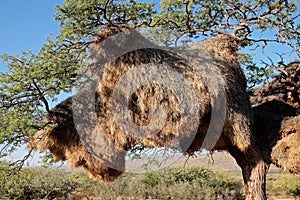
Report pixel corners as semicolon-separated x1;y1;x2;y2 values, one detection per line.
32;79;51;113
184;1;192;30
103;0;113;24
10;149;33;172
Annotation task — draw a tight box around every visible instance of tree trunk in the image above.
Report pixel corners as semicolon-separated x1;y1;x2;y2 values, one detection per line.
242;159;267;200
229;146;267;200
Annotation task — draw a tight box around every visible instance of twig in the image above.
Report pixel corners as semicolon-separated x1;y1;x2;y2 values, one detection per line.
9;149;33;174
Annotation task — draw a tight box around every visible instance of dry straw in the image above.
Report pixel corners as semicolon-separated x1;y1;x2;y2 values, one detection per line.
29;27;258;181
251;61;300;173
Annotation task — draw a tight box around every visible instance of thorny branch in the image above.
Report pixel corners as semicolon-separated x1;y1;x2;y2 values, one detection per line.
103;0;112;24
32;79;51;114
177;0;300;56
10;149;33;173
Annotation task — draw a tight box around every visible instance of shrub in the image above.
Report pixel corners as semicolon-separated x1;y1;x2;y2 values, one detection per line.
79;167;243;200
0;162;77;199
267;172;300;198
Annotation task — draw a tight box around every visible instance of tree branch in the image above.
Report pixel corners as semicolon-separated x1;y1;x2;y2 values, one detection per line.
32;79;51;113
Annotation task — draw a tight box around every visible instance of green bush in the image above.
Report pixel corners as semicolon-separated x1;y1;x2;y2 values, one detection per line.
267;172;300;198
75;167;243;200
0;162;77;199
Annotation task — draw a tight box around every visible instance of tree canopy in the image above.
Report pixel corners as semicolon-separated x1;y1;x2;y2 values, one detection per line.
0;0;299;165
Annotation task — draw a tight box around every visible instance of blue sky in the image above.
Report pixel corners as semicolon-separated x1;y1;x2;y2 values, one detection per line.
0;1;63;72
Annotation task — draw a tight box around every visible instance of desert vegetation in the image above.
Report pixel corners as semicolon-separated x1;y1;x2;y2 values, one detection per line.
0;161;299;200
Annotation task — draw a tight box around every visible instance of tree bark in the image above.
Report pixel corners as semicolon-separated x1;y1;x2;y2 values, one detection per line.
229;145;267;200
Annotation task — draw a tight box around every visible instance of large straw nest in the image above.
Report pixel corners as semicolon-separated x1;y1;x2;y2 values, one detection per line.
252;101;297;159
250;61;300;173
249;61;300;109
29;27;254;181
253;106;300;173
271;115;300;173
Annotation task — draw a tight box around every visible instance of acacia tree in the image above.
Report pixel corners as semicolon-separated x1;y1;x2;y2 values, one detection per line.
0;0;299;164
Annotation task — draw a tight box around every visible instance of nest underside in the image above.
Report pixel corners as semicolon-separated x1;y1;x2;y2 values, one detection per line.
271;115;300;173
